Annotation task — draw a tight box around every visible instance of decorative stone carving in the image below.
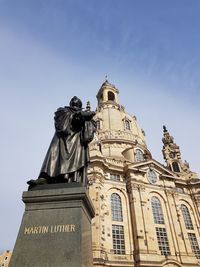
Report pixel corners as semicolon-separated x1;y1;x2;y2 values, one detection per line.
131;183;140;191
165;189;177;197
105;158;124;167
88;173;104;185
102;143;131;149
98;130;145;145
138;185;146;192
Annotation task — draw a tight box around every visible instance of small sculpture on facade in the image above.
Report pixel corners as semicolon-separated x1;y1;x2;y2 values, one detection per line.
28;96;96;187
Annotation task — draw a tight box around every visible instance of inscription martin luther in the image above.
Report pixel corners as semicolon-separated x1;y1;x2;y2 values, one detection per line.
24;224;76;235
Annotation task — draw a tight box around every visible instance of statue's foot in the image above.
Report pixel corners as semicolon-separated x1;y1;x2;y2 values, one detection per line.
27;177;47;186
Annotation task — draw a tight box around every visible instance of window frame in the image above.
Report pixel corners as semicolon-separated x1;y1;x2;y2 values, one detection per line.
151;196;165;224
135;149;144;162
188;233;200;259
110;173;120;181
96;120;101;130
181;204;194;230
112;224;126;255
147;169;157;184
108;91;115;101
172;161;180;172
111;193;123;222
155;227;171;256
124;119;131;130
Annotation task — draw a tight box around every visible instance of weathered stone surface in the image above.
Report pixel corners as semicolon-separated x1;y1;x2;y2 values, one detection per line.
10;184;95;267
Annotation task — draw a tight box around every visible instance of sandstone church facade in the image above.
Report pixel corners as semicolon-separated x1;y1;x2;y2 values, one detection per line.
88;80;200;267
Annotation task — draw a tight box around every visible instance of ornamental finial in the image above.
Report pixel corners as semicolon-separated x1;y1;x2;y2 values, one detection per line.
163;125;168;132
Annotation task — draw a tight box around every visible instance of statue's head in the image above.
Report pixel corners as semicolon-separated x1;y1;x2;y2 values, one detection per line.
69;96;82;109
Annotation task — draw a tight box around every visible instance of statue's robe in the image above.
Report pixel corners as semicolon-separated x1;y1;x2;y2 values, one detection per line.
39;106;96;179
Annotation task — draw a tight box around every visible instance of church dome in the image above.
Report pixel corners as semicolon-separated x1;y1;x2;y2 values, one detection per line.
93;81;151;161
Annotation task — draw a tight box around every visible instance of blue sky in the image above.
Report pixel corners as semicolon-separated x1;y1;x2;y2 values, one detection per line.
0;0;200;252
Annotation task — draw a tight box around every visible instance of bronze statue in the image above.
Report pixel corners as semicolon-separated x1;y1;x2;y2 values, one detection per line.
28;96;96;187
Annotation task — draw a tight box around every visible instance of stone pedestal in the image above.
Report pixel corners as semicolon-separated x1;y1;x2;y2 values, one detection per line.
10;183;95;267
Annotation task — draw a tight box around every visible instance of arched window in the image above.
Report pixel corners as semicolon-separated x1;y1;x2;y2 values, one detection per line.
152;197;171;256
135;149;144;162
181;204;194;230
124;120;131;130
108;91;115;101
111;193;123;221
96;120;100;130
172;162;180;172
151;197;165;224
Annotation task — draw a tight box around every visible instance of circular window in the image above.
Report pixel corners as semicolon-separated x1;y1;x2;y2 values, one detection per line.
147;169;157;184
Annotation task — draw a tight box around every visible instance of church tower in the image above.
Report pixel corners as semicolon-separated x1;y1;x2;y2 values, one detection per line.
162;125;197;179
88;81;200;267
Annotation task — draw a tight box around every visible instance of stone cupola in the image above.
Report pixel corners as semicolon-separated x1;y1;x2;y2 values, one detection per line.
91;80;152;161
96;79;119;108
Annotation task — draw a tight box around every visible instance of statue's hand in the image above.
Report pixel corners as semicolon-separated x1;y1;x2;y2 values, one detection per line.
80;111;95;121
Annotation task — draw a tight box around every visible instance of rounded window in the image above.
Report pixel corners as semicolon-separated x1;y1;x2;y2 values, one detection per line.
108;91;115;101
172;162;180;172
111;193;123;221
125;120;131;130
135;149;144;162
148;169;157;184
96;120;100;130
181;204;194;230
